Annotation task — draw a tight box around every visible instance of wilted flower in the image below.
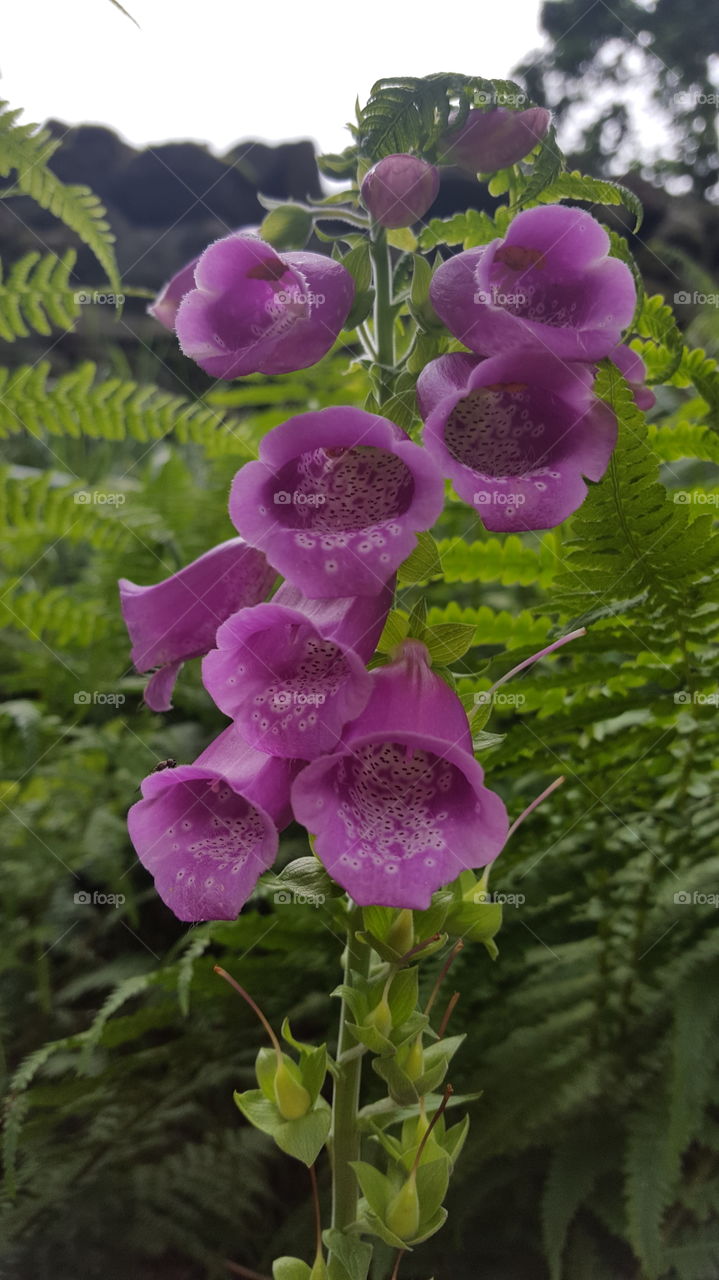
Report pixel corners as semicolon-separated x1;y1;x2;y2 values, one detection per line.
173;233;355;379
202;580;394;758
229;407;444;598
430;204;636;361
291;640;508;909
609;343;656;411
439;105;551;173
128;725;299;922
417;349;617;531
360;154;440;228
119;538;275;712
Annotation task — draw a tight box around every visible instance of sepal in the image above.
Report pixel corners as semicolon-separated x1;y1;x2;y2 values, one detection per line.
233;1088;331;1166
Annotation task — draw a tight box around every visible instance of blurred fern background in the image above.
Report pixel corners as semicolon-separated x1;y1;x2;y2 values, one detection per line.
2;46;719;1280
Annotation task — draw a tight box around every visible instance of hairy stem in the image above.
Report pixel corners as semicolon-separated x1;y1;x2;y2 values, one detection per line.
369;225;395;405
330;907;372;1239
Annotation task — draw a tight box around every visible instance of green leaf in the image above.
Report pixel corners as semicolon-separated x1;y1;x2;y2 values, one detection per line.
0;100;120;292
0;250;79;342
633;293;684;384
535;170;643;231
351;1160;392;1220
260;204;313;250
398;532;443;585
358;1091;481;1130
264;856;340;904
514;122;563;207
323;1230;372;1280
418;207;506;252
624;1087;671;1279
318;146;359;179
0;362;256;457
386;227;417;252
387;967;419;1029
357;75;461;160
377;609;410;654
542;1131;608;1280
416;1155;450;1224
433;533;557;587
422;623;477;665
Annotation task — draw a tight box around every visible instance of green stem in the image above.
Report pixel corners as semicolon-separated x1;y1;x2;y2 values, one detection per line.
330;906;372;1238
369;225;395;405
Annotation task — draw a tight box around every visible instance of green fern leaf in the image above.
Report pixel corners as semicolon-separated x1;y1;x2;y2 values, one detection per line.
434;533;557;587
0;362;254;456
632;293;684;384
555;364;719;615
649;421;719;464
535;170;643;231
0;251;79;341
624;1087;673;1279
0;100;119;291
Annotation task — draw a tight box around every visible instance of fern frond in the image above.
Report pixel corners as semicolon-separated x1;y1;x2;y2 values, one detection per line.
536;170;643;231
0;468;135;558
0;101;119;291
672;345;719;427
0;583;114;647
632;293;684;384
426;603;553;647
649;420;719;464
555;365;719;617
434;533;557;587
0;251;79;341
0;362;254;456
624;1085;673;1279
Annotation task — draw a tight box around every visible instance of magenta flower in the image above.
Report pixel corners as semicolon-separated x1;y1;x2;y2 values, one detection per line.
416;349;617;531
360;154;440;229
201;579;393;758
119;538;275;713
609;343;656;411
148;257;199;330
430;204;636;362
291;641;508;909
174;233;355;379
128;725;298;922
229;407;444;598
439;106;551;173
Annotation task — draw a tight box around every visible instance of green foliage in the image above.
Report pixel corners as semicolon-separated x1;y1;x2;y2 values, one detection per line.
0;361;256;456
0;251;79;341
0;101;120;291
2;71;719;1280
534;169;644;230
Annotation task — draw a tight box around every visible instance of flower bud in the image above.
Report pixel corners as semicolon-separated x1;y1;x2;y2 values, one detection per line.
402;1036;424;1082
440;106;551;173
387;908;414;956
361;154;440;229
273;1059;311;1120
364;996;393;1039
385;1174;421;1240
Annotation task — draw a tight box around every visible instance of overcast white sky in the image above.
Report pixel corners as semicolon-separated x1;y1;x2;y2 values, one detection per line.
2;0;546;154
